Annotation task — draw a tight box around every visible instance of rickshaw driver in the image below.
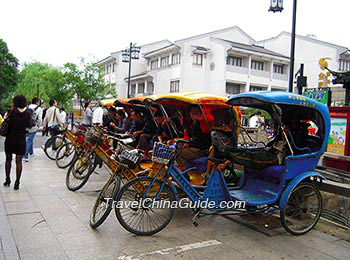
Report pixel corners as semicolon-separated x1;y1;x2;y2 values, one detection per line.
176;105;211;169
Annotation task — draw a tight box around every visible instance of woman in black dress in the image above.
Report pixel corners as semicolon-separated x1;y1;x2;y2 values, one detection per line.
3;95;31;190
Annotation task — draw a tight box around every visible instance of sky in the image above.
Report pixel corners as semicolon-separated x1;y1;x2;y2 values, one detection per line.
1;0;349;67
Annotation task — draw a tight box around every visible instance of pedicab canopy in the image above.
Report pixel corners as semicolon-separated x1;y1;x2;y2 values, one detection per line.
145;92;241;133
227;91;330;154
100;98;117;107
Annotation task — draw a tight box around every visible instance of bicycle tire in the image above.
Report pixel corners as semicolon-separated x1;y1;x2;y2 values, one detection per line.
115;176;176;236
280;182;323;235
56;143;76;169
44;135;65;160
90;175;121;229
66;155;93;191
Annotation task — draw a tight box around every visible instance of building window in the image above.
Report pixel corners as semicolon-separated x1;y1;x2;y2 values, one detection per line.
251;60;264;71
160;56;169;67
138;83;145;94
273;64;284;74
112;63;116;72
151;60;158;70
130;84;136;96
250;86;263;91
226;83;241;95
146;82;154;94
172;53;181;65
227;56;243;67
193;53;203;66
339;59;350;71
170;80;180;93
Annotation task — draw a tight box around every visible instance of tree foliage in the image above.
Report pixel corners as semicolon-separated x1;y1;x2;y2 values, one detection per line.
63;59;115;109
0;39;19;102
13;59;114;111
16;62;74;110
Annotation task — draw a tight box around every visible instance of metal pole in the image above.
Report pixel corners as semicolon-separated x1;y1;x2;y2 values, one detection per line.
288;0;297;93
127;42;132;98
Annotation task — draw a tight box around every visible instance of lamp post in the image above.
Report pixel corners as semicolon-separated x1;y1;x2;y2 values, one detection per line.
122;43;141;98
269;0;297;93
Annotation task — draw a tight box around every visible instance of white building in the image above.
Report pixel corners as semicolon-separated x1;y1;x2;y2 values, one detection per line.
98;26;290;98
259;32;350;100
98;40;172;98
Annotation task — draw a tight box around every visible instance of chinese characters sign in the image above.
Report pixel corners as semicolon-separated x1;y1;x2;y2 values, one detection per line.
327;118;347;155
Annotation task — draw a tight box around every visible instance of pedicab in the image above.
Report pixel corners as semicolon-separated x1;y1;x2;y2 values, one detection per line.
114;91;329;236
144;92;241;186
89;97;160;228
89;93;239;229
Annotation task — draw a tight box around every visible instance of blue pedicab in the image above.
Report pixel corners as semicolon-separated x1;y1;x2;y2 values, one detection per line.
114;91;330;236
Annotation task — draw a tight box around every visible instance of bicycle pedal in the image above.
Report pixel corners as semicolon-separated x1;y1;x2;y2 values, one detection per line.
192;220;199;227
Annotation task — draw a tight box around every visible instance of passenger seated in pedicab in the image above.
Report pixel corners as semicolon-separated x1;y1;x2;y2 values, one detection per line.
176;105;212;170
158;111;184;144
135;110;159;161
127;110;145;145
110;110;131;134
103;106;118;132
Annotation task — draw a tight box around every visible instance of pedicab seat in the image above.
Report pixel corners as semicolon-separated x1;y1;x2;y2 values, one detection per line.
230;166;285;205
187;157;208;172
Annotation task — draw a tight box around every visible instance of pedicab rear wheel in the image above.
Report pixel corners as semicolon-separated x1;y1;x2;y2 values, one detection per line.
90;175;121;229
280;182;322;235
115;176;176;236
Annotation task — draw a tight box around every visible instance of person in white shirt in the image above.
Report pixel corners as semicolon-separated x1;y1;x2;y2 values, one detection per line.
43;99;64;132
249;114;259;128
249;111;264;128
60;107;67;125
92;103;104;125
23;98;43;161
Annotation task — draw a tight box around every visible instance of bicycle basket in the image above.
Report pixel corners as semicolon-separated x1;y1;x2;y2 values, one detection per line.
115;142;132;156
151;142;176;165
118;150;142;169
85;128;101;145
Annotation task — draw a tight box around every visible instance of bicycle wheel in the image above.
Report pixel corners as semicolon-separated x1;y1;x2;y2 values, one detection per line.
90;175;121;229
44;135;65;160
280;182;323;235
66;155;93;191
56;143;76;169
115;176;176;236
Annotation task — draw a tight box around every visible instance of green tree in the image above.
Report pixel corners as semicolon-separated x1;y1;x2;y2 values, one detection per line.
16;62;74;110
63;59;114;110
0;39;19;106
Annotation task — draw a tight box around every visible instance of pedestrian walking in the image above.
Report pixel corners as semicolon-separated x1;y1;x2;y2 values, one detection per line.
82;101;93;127
23;98;43;162
43;99;64;136
3;95;31;190
42;103;49;136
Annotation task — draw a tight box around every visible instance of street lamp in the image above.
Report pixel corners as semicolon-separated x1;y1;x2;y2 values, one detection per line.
269;0;283;12
269;0;297;93
122;43;141;98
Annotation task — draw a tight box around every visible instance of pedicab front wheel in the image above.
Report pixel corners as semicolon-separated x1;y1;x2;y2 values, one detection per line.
280;182;323;235
115;176;176;236
90;175;121;229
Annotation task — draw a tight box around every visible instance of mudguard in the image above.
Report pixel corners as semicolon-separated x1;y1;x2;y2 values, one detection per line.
279;171;325;210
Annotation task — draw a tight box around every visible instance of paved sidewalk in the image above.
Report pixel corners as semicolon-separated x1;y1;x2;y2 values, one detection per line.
0;149;349;260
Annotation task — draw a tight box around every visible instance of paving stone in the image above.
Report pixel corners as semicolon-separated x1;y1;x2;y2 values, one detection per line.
56;230;108;252
65;246;115;260
5;200;39;215
19;246;68;260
